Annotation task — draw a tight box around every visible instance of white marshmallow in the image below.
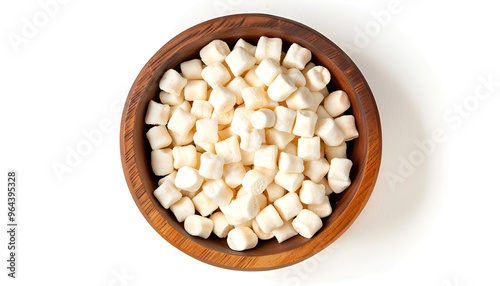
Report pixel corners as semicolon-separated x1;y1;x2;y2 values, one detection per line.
285;68;306;88
334;115;359;141
324;90;351;117
283;43;312;70
222;162;246;188
230;106;254;136
241;86;269;110
282;142;297;155
220;194;260;225
255;204;283;233
169;129;194;146
292;209;323;238
307;196;332;218
172;145;197;169
183;80;208;101
318;86;329;97
160;90;184;106
273;192;303;221
255;193;267;210
211;108;234;126
255;36;282;64
225;47;256;77
274;106;296;133
255;58;282;86
292;110;318;138
218;127;235;141
159;69;187;95
242;169;268;195
305;91;324;112
274;171;304;193
170;197;195;222
227;227;258;251
202;179;233;207
210;212;234;238
193;118;218;144
265;183;286;203
199;39;231;65
297;136;321;161
258;127;267;143
151;149;174;176
201;62;232;88
315;118;345;146
304;157;330;183
250;108;276;129
184;215;213;239
265;100;279;109
299;180;326;204
198;152;225;180
215;136;241;164
145;100;170;125
180;188;201;199
267;74;297;101
208;85;236;114
278;152;304;173
286;86;314;110
153;180;182;209
319;177;334;195
325;142;347;162
190;100;213;120
265;128;295;150
234;38;257;56
302;62;316;75
254;144;279;169
253;166;277;188
243;66;266;88
192;191;218;217
272;220;298;243
328;158;352;194
239;128;262;152
252;219;274;240
316;105;332;120
305;66;331;91
167;108;196;136
180;59;203;80
168;100;191;120
226;77;250;105
146;125;172;150
175;166;204;193
240;149;255;166
158;170;176;186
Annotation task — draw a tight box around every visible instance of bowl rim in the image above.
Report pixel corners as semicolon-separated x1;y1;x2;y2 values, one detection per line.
120;13;382;271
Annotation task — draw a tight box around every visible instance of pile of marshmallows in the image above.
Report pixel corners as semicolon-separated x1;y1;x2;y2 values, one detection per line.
145;37;358;251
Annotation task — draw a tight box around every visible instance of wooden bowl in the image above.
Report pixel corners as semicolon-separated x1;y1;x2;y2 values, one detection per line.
120;13;381;271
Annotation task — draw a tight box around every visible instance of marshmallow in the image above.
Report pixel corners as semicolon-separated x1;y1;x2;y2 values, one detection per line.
225;47;256;77
190;100;213;120
160;90;184;106
316;105;332;120
319;177;334;195
299;180;326;204
180;188;201;199
202;179;233;207
292;209;323;238
283;43;312;70
255;205;284;233
193;118;219;144
184;215;213;239
255;36;282;64
183;80;208;101
285;68;306;88
325;142;347;162
267;74;297;101
153;180;182;209
239;128;262;152
199;39;231;65
297;136;321;161
223;162;246;188
215;136;241;164
230;106;254;136
334;115;359;141
151;149;174;176
302;62;316;75
235;187;247;199
265;128;295;150
235;219;253;228
240;149;255;166
255;58;282;86
145;100;170;125
255;193;267;210
305;91;324;112
307;196;332;218
265;183;286;203
234;38;257;56
274;171;304;193
242;169;268;195
258;127;267;143
324;90;351;117
208;85;236;114
170;197;195;222
180;59;203;80
241;86;269;110
159;69;187;95
173;145;197;169
192;191;218;217
218;127;235;141
318;86;329;97
328;158;353;194
286;86;314;110
273;192;303;221
253;166;277;188
304;157;330;183
292;110;318;138
226;77;250;105
167;108;196;136
210;212;234;238
158;169;176;186
250;108;276;129
305;66;331;91
252;219;274;240
175;166;204;193
243;66;266;88
146;125;172;150
282;142;297;155
272;220;298;243
266;100;279;109
211;108;234;126
201;62;232;88
168;100;191;120
169;129;194;146
220;194;260;225
315;118;344;147
254;145;279;169
227;227;258;251
278;152;304;173
198;152;225;180
273;106;296;133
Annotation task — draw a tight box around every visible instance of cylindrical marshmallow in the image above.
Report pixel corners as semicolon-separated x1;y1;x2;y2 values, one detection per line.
334;115;359;141
325;142;347;162
225;47;256;77
193;118;219;144
158;170;176;186
297;136;321;161
180;59;203;80
184;215;214;239
282;43;312;70
307;196;332;218
252;219;274;240
292;110;318;137
240;149;255;166
172;145;197;169
315;118;345;146
215;136;241;164
227;227;258;251
253;166;277;188
292;209;323;238
239;128;262;152
299;180;326;204
233;38;257;56
255;36;282;64
304;157;330;183
151;149;174;176
273;192;303;221
282;142;297;155
242;169;268;195
209;85;236;114
201;62;232;88
324;90;351;117
255;205;284;233
316;105;332;120
153;180;182;209
272;220;298;243
170;196;195;222
145;100;170;125
159;69;187;95
286;87;313;110
226;77;250;105
210;212;234;238
305;66;331;91
211;108;234;126
160;90;184;106
255;58;282;86
274;171;304;193
223;162;246;188
168;100;191;120
328;158;353;194
190;100;213;120
305;91;324;112
250;108;276;129
278;152;304;173
265;183;286;203
285;68;306;88
274;106;296;133
198;152;224;180
267;74;297;101
175;166;203;193
230;106;254;136
253;145;279;169
167;108;196;136
265;128;295;150
220;194;260;225
199;39;230;65
184;80;208;101
241;86;269;110
319;177;334;195
192;191;218;217
146;125;172;150
169;129;194;147
244;67;266;88
202;179;233;207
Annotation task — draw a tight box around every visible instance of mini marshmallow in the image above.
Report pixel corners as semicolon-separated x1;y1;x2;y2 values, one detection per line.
223;162;246;188
265;128;295;150
153;180;182;209
266;100;279;109
285;68;306;88
170;196;195;222
242;169;268;195
180;59;203;80
180;188;201;199
283;43;312;70
167;108;196;136
158;170;176;186
184;215;213;239
274;171;304;193
299;180;325;205
253;166;277;188
160;90;184;106
250;108;276;129
318;86;329;97
255;205;283;233
255;193;267;210
334;115;359;141
255;36;282;64
169;129;194;146
325;142;347;162
319;177;334;195
175;166;204;193
286;86;314;110
328;158;353;194
226;77;250;105
196;141;215;153
221;194;260;225
227;227;258;251
183;80;208;101
173;145;197;169
292;209;323;238
304;157;329;183
159;69;187;95
305;91;324;112
211;108;234;126
202;179;233;207
278;152;304;173
239;128;262;152
243;66;266;88
324;90;351;117
265;183;286;203
168;100;191;120
273;192;303;221
145;100;170;125
316;105;332;120
235;219;253;228
240;149;255;166
235;187;247;198
210;212;234;238
225;47;256;77
215;136;241;164
297;136;321;161
252;219;274;240
292;110;318;138
191;100;214;120
272;220;298;243
302;62;316;75
230;106;254;136
151;149;174;176
218;127;235;141
198;152;225;180
274;106;297;133
258;127;266;144
315;118;344;146
146;125;172;150
282;142;297;155
199;39;231;65
307;196;332;218
208;85;236;114
193;118;218;144
305;66;331;91
201;62;232;88
241;86;269;110
267;74;297;101
254;145;279;169
234;38;257;56
192;191;218;217
255;58;282;86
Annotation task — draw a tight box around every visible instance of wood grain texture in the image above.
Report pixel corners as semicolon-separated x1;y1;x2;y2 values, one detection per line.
120;13;382;271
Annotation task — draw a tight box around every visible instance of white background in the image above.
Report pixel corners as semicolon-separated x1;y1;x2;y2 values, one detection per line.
1;0;499;285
